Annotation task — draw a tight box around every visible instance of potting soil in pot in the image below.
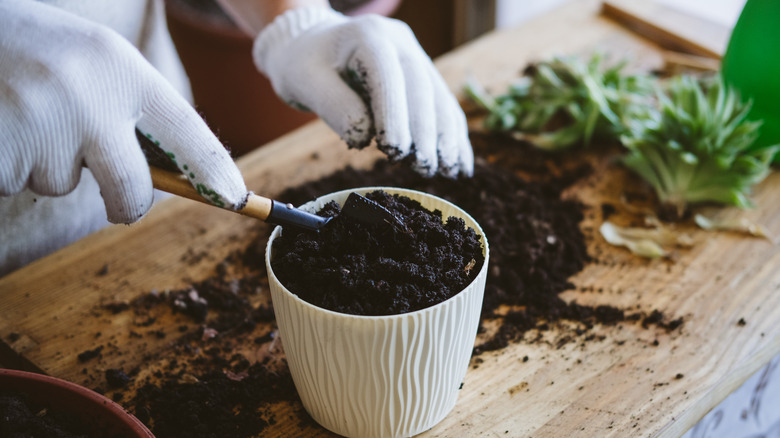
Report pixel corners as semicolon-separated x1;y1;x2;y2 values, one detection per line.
270;190;485;316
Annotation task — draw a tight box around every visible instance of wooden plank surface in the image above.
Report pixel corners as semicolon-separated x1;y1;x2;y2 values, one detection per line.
601;0;731;59
2;1;779;437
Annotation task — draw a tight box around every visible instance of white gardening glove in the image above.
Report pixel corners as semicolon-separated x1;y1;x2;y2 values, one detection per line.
253;7;473;178
0;0;247;224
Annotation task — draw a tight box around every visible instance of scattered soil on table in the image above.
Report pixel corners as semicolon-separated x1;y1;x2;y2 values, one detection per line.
109;257;304;438
0;391;90;438
270;190;485;315
98;131;683;438
132;362;297;438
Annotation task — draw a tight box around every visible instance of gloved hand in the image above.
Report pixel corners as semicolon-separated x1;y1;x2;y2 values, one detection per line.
253;6;474;178
0;0;247;224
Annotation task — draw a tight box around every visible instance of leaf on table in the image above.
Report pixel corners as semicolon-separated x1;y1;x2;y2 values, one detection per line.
694;213;775;242
600;221;693;258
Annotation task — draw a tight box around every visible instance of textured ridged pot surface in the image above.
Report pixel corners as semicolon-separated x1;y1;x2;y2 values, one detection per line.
266;187;489;438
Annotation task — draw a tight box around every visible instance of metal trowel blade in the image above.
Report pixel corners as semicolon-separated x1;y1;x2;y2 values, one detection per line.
341;192;408;232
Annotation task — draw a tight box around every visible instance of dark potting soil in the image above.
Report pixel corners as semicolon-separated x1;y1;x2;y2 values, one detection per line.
115;258;302;438
101;131;683;438
132;363;296;438
270;190;485;316
0;391;89;438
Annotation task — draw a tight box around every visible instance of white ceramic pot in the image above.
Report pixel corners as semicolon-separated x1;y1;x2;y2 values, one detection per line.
266;187;489;438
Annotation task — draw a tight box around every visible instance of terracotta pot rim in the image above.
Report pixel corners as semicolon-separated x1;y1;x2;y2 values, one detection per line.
0;369;153;438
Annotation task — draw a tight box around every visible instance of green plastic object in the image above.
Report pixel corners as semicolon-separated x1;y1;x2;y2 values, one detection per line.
721;0;780;162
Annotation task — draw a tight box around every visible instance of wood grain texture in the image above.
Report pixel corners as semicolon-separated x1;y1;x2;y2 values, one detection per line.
601;0;731;59
2;1;778;437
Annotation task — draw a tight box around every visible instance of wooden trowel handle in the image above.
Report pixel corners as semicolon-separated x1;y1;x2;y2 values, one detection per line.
150;166;332;231
149;166;272;221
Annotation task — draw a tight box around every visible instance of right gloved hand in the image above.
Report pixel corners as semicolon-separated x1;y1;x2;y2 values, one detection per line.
0;0;247;224
252;6;474;178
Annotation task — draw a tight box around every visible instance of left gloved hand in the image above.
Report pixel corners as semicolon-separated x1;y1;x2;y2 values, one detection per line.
0;0;248;224
252;6;473;178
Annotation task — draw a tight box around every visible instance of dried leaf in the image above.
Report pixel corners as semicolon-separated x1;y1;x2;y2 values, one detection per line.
600;221;694;258
694;214;774;241
600;221;667;258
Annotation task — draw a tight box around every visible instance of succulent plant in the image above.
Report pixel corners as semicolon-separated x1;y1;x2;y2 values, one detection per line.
620;75;779;218
463;53;654;149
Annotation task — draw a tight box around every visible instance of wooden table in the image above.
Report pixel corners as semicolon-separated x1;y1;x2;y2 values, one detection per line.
2;1;778;437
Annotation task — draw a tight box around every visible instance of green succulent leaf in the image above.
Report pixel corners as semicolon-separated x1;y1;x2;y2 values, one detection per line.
620;75;779;216
462;53;655;149
463;56;777;217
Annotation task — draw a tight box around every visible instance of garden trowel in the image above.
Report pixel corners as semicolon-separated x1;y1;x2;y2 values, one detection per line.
151;167;406;232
